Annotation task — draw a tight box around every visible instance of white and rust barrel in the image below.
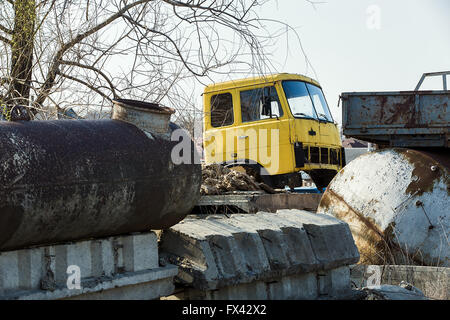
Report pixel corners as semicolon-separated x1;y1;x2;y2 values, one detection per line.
317;148;449;266
0;100;202;251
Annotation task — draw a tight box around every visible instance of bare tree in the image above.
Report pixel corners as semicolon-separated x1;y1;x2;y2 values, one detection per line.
0;0;290;120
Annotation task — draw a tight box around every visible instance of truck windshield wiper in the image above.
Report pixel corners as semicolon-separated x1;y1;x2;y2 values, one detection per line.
318;113;329;121
294;112;314;119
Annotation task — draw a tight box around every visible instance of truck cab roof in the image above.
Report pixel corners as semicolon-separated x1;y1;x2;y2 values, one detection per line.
204;73;321;94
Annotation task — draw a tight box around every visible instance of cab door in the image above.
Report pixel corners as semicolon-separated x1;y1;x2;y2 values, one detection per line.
279;80;321;165
280;80;321;145
305;83;340;146
236;84;292;176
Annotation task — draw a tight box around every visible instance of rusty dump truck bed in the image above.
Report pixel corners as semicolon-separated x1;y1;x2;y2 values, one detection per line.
341;90;449;148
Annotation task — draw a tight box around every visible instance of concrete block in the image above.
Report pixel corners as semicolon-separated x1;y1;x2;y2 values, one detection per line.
267;273;318;300
0;231;169;300
66;241;92;279
182;281;269;300
23;248;43;290
232;232;271;277
121;233;159;272
5;266;178;300
210;281;268;300
0;251;19;291
230;213;321;276
71;278;175;300
160;210;359;292
257;229;290;272
276;210;360;269
285;273;318;300
234;281;268;300
317;266;351;298
183;272;320;300
100;239;114;277
233;213;319;273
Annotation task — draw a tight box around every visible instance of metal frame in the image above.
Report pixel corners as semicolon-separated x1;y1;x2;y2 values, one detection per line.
415;71;449;91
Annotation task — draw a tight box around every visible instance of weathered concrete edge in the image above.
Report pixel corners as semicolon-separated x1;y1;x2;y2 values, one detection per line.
178;266;353;300
161;211;360;291
3;265;178;300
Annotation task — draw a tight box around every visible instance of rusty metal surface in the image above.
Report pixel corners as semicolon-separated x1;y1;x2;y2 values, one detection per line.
341;91;449;148
112;99;175;136
0;119;201;251
318;148;449;267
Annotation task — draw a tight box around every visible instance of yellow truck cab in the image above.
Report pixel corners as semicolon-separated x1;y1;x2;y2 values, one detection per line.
203;73;345;189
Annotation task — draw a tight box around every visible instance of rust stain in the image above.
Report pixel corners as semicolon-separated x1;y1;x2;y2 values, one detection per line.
320;190;386;264
321;189;385;239
378;96;387;123
320;189;427;265
400;149;446;196
385;96;416;126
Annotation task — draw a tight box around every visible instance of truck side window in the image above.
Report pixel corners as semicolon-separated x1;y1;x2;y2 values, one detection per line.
240;86;283;123
211;93;234;127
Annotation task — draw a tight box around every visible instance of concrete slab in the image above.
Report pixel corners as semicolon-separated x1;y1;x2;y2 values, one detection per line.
317;266;352;298
160;210;359;298
0;232;177;300
4;266;178;300
277;210;360;270
178;269;351;300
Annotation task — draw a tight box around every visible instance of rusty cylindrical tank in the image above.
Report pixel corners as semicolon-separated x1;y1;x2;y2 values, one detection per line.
0;100;202;251
317;148;449;267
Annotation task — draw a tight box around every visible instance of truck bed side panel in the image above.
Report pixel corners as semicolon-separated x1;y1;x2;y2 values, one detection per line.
342;91;449;147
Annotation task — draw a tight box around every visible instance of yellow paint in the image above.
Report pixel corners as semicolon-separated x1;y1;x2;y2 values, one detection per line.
203;73;343;178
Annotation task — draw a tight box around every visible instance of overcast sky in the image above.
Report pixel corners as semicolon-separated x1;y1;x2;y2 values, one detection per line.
203;0;450;125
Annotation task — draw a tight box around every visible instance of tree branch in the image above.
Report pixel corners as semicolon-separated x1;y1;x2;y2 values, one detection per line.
0;24;13;35
59;72;112;102
34;0;150;108
0;34;11;45
122;13;207;77
162;0;247;24
60;60;118;98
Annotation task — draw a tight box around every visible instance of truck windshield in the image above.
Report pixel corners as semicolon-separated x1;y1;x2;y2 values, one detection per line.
282;81;318;120
282;80;334;122
306;83;334;122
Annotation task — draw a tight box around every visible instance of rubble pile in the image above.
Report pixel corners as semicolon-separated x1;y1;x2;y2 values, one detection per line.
360;283;428;300
200;164;275;195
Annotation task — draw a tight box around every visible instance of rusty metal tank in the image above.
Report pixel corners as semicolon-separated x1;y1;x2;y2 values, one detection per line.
317;148;449;267
0;100;202;251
